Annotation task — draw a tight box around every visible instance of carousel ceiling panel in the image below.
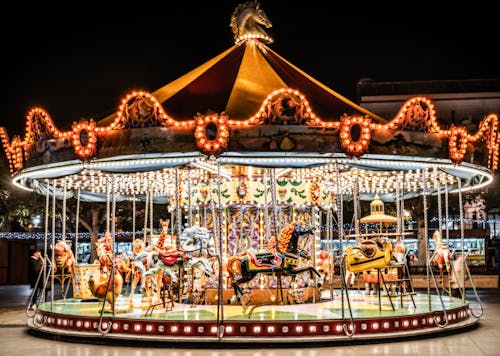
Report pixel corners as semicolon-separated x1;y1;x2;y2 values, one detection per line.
159;45;245;118
16;160;83;179
98;40;386;125
224;41;287;118
85;153;204;173
264;47;385;122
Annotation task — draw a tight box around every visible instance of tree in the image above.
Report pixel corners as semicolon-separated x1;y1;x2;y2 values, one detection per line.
0;156;42;232
484;172;500;214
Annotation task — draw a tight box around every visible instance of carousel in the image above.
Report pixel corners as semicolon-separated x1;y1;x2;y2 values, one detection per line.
1;1;498;344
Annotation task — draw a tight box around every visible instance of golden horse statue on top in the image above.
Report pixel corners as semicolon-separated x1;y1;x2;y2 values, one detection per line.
230;0;273;44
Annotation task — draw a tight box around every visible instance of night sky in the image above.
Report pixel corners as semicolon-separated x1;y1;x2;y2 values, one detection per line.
1;1;498;136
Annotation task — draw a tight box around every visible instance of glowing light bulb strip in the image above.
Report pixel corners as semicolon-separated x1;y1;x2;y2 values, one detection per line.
1;89;498;175
10;154;492;203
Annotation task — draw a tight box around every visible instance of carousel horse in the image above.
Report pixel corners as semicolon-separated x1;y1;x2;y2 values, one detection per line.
129;238;147;296
88;258;124;314
345;236;393;273
230;0;272;42
129;218;172;299
227;222;321;305
449;254;468;298
52;240;76;298
135;225;215;304
116;252;133;293
316;250;334;289
94;232;114;279
430;231;451;286
53;240;76;274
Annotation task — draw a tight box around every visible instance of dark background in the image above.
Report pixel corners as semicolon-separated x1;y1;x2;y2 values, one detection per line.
1;1;498;135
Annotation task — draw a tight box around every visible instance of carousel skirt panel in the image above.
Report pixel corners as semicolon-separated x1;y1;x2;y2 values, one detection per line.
27;289;478;343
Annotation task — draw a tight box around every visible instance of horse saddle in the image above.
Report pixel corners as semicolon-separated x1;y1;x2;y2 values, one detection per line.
159;249;183;266
346;239;393;273
247;249;283;271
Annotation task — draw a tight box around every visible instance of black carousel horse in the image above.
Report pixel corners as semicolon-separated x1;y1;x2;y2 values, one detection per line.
226;222;321;305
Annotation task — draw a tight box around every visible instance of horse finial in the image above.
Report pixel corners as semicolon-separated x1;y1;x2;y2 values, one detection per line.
230;1;273;45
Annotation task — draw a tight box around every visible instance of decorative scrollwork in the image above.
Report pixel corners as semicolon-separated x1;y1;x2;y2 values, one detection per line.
72;120;97;160
194;113;229;157
310;181;320;204
119;94;162;128
262;92;306;125
339;115;371;157
25;108;62;142
11;136;24;171
402;101;431;131
449;125;468;164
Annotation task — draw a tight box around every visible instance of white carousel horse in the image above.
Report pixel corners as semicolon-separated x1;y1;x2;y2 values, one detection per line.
430;231;451;285
129;218;171;297
450;254;468;297
135;226;215;303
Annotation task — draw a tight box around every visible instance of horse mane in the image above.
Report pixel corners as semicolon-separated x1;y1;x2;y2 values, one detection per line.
230;1;252;37
179;226;207;247
230;0;269;41
276;222;295;253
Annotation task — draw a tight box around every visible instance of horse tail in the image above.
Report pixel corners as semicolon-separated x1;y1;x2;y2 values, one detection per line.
226;256;240;284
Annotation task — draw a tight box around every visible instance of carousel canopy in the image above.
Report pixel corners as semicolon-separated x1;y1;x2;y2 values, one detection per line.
98;40;385;127
0;1;498;204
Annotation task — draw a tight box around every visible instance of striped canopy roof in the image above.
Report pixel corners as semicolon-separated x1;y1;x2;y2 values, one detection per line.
99;40;385;126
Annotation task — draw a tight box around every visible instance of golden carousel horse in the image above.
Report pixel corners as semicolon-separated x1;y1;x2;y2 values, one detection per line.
94;232;114;279
88;258;124;314
88;232;127;313
316;250;334;289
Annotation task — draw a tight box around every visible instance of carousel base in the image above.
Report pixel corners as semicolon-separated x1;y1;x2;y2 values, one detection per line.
26;289;479;344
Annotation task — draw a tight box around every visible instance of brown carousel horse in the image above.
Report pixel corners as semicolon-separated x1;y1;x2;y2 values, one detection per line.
53;240;76;273
129;238;147;297
95;232;113;276
88;258;124;314
227;222;321;305
116;252;133;292
88;232;125;313
51;240;76;298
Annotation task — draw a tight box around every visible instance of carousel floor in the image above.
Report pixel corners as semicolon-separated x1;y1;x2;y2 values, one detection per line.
33;290;467;320
26;289;480;343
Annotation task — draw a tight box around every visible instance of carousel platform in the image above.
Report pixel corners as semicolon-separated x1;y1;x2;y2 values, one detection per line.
26;289;480;344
